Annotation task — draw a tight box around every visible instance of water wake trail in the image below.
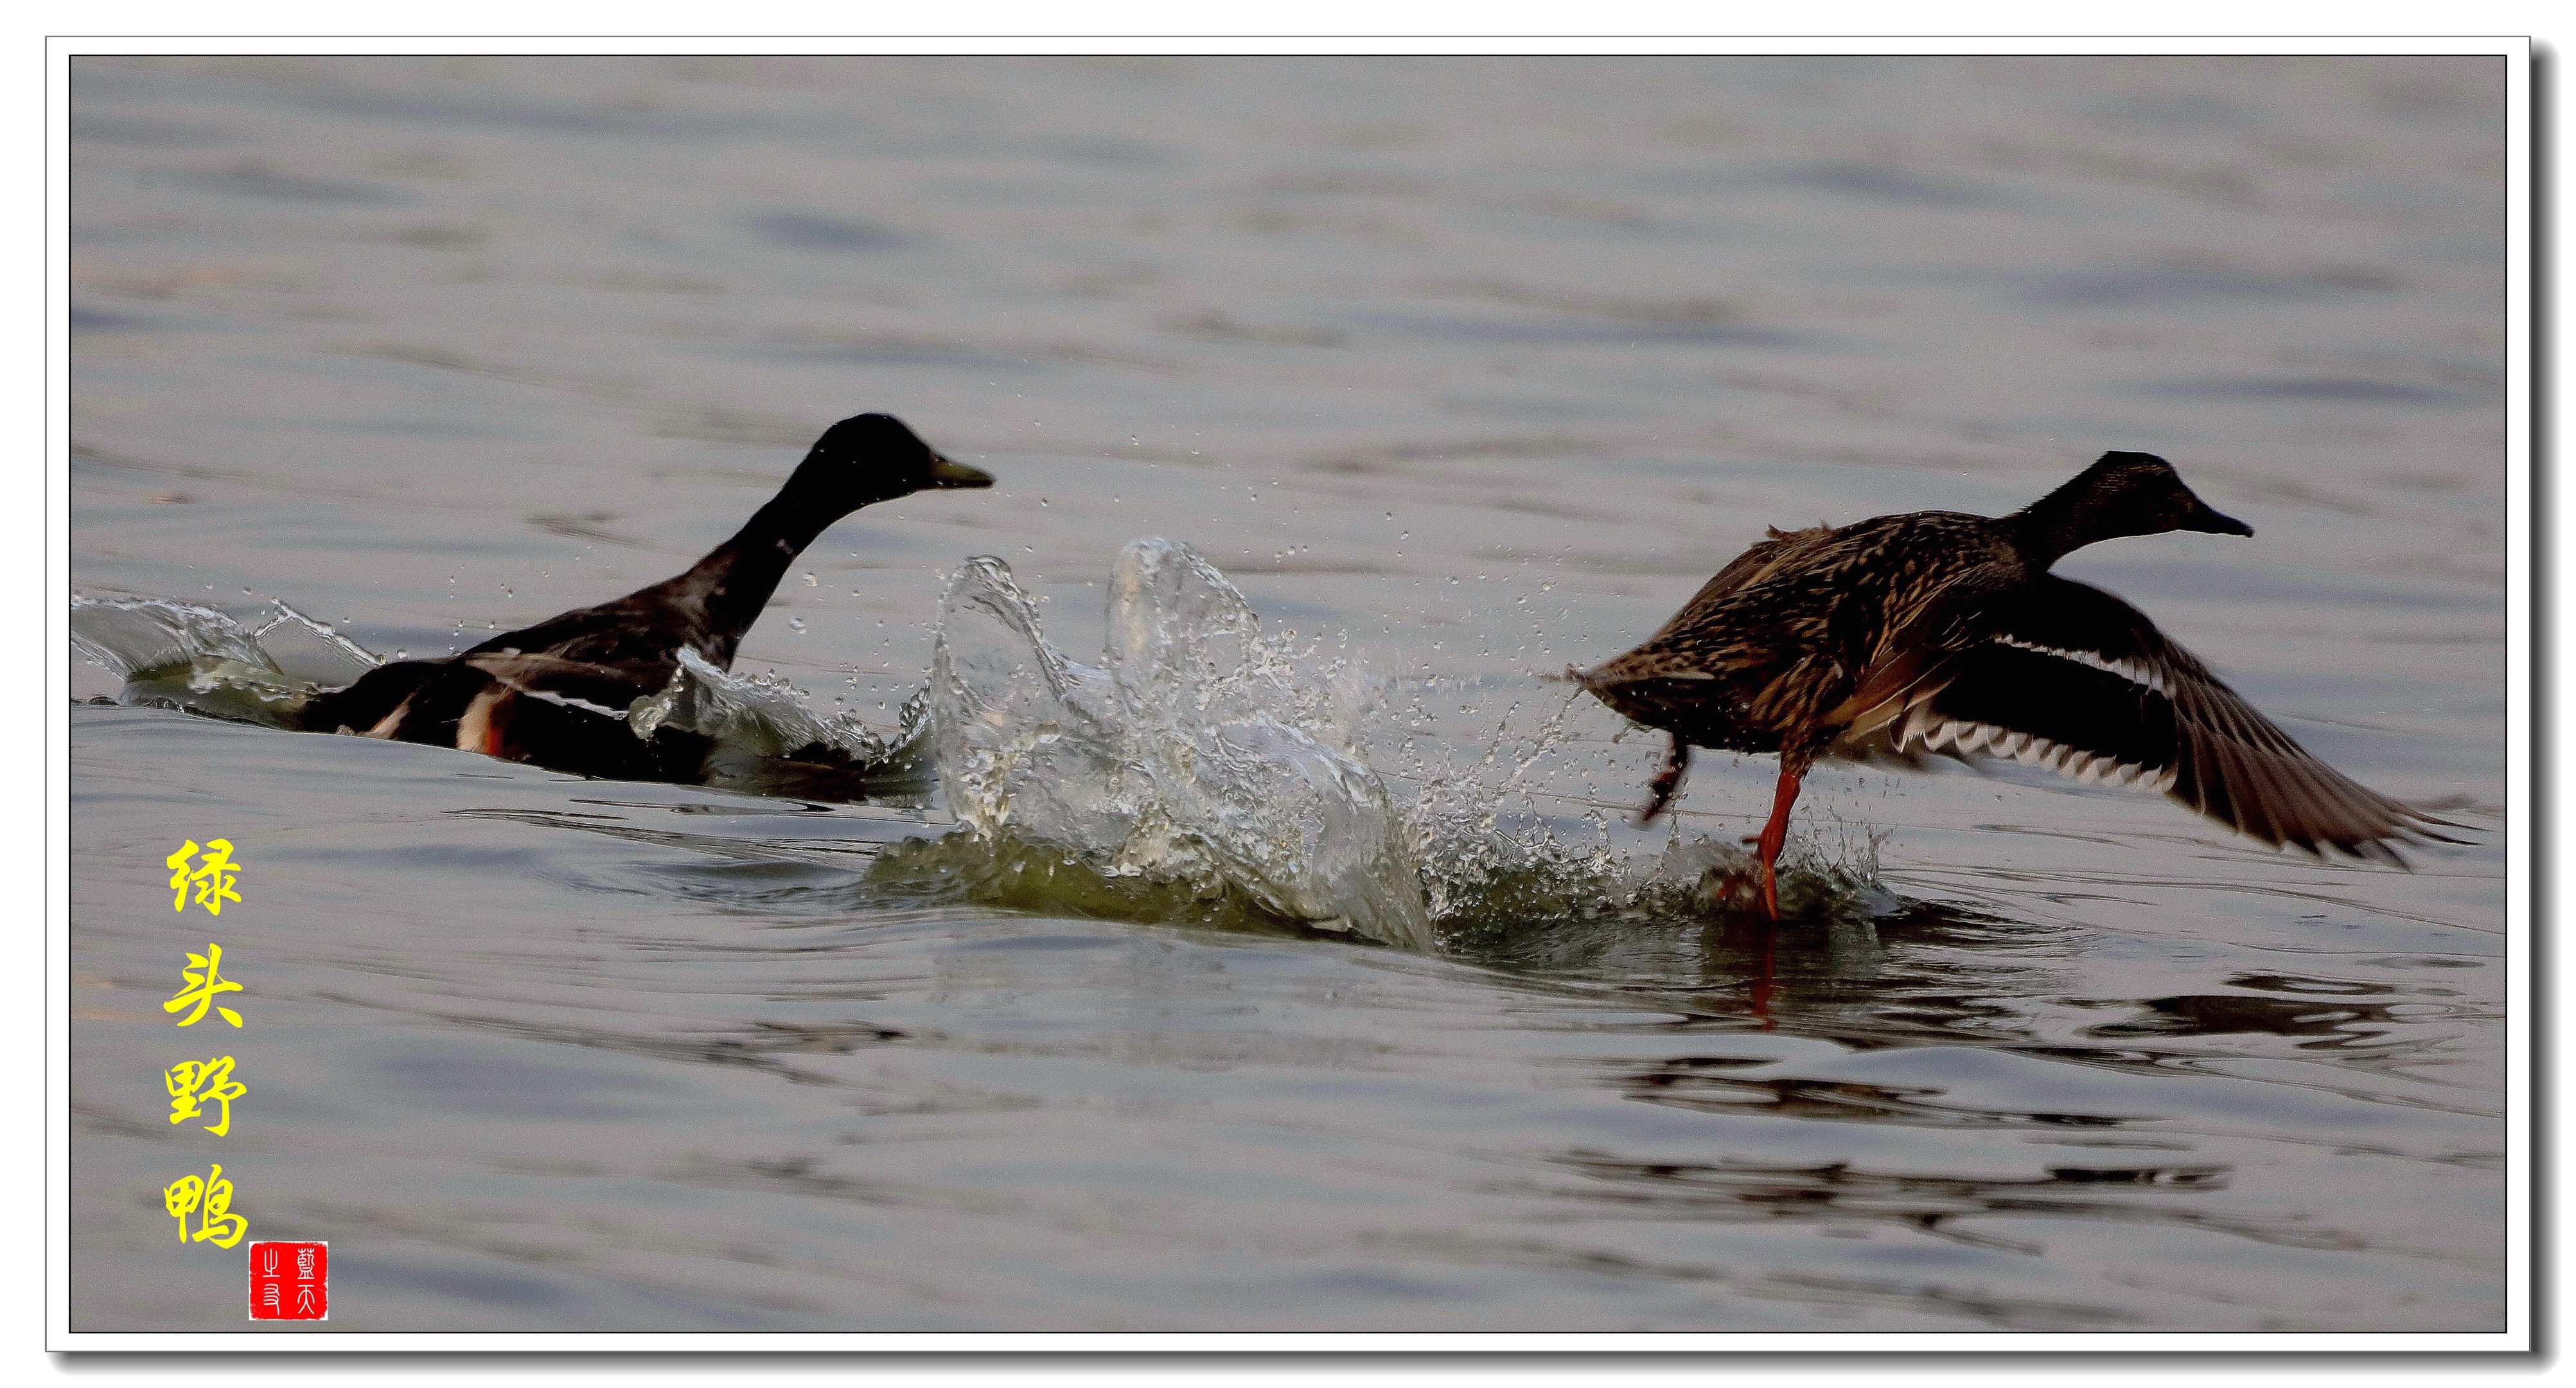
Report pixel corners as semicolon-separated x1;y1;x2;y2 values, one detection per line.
71;594;372;726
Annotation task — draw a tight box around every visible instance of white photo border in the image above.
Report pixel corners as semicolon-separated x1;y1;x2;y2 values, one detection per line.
42;31;2534;1355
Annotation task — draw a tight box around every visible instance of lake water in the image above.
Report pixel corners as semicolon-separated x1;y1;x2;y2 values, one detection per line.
66;54;2511;1334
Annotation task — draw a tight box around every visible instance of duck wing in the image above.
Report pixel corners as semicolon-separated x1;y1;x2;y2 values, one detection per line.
1887;575;2459;863
461;588;719;667
462;652;672;718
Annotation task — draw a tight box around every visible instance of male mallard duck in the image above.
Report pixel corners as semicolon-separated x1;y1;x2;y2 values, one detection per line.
1573;450;2455;918
300;412;992;782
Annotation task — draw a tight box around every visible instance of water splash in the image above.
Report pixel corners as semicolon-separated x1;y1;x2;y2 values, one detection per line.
926;539;1435;949
69;594;362;725
915;538;1899;951
1394;690;1899;934
632;647;931;801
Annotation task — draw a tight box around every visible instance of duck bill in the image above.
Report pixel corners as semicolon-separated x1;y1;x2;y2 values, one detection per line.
2180;499;2253;536
927;452;995;489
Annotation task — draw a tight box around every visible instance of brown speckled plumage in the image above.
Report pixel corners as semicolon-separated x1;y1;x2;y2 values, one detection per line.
1575;451;2458;916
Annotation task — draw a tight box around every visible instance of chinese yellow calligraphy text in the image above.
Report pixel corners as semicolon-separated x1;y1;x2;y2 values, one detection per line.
164;1056;246;1136
161;943;243;1028
161;1164;247;1248
165;839;242;916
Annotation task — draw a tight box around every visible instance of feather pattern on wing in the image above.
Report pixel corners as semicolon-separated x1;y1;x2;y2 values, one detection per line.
1885;576;2459;863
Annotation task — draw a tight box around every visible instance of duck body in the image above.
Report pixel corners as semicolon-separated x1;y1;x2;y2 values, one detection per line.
1576;451;2451;917
1584;509;2025;761
300;412;992;785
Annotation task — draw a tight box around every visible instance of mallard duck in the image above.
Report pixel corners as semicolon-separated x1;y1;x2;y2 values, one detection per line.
300;412;992;782
1573;450;2456;918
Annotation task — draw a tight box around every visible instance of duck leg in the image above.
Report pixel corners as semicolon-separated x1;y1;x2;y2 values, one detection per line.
1749;756;1808;921
1636;733;1691;826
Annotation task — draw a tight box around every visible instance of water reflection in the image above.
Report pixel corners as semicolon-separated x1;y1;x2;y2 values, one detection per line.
2086;993;2405;1042
1449;898;2085;1046
1504;1150;2365;1247
1607;1062;2135;1130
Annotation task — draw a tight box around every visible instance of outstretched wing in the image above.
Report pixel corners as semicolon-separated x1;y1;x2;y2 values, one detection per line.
1887;576;2459;864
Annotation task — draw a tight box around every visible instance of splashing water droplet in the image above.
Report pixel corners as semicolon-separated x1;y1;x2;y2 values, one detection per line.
928;540;1432;949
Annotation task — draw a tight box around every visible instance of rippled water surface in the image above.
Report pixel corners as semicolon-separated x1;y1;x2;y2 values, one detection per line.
67;55;2510;1333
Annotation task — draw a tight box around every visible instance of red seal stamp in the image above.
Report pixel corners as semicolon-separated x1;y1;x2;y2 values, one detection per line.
247;1240;327;1321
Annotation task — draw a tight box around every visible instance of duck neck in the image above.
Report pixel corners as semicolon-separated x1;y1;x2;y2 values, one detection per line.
678;490;860;665
2008;485;2120;569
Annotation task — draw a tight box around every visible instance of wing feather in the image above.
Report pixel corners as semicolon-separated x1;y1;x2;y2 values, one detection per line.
1890;576;2461;861
463;652;669;717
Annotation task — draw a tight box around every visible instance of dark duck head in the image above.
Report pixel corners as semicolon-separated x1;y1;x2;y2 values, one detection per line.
787;412;994;515
2012;451;2251;566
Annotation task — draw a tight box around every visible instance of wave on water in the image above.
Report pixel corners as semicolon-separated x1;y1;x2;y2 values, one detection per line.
71;594;373;726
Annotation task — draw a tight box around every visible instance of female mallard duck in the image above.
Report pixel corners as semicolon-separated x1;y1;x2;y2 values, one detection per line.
1573;450;2456;918
299;412;992;783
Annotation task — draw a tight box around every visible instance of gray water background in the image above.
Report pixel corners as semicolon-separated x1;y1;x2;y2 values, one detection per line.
67;55;2509;1333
